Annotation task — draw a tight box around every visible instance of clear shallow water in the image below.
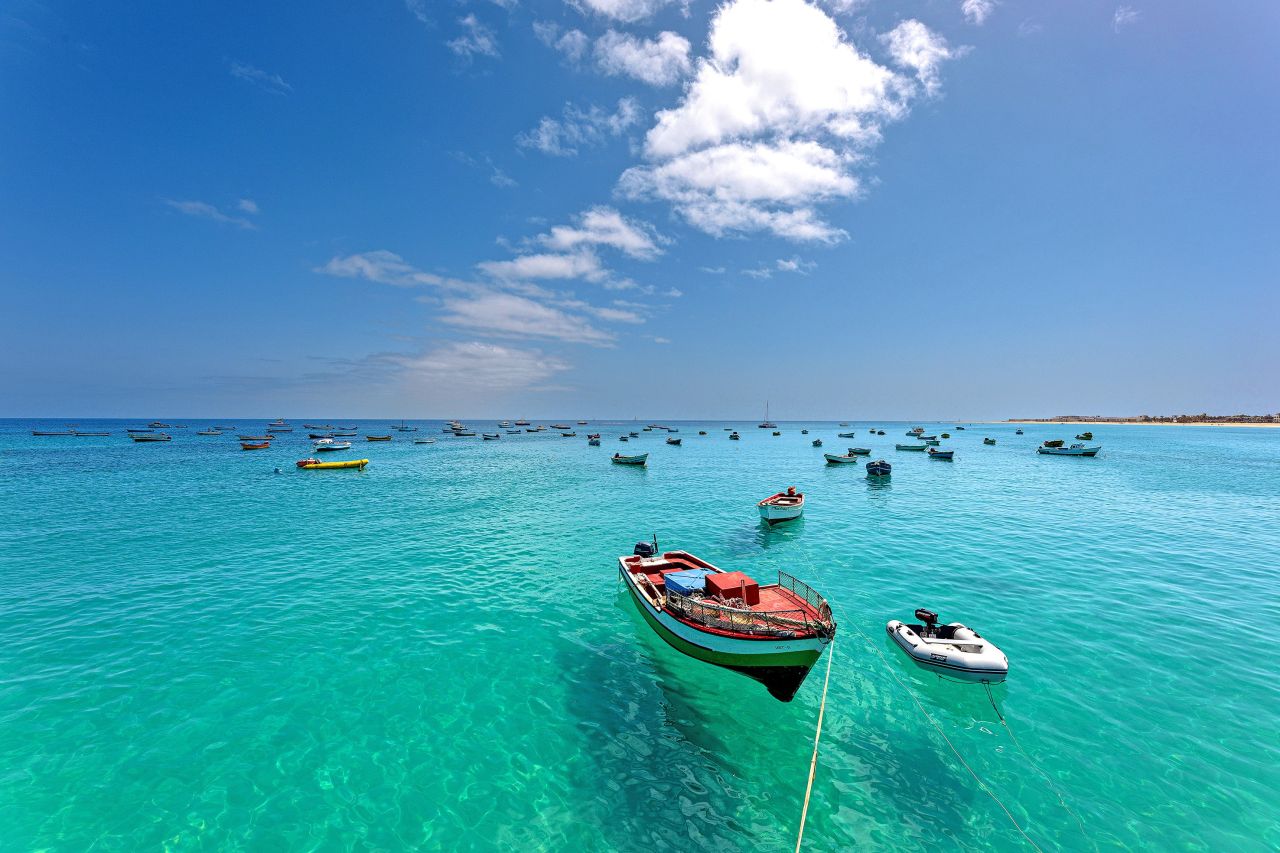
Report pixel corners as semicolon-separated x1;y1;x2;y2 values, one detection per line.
1;419;1277;851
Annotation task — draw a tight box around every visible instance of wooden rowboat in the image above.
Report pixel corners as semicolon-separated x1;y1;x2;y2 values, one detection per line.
612;452;648;466
296;458;369;470
618;543;835;701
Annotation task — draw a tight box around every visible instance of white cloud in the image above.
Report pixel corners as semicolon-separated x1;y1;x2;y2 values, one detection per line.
1017;19;1044;37
448;14;500;59
164;199;256;230
517;98;641;156
404;0;431;25
571;0;678;24
237;198;260;214
879;19;959;97
534;22;591;63
478;250;607;283
643;0;902;160
228;62;292;95
1113;5;1140;32
594;30;692;86
616;0;956;243
961;0;995;25
539;206;664;259
619;139;859;242
317;250;451;288
441;291;616;345
398;341;571;391
699;266;726;274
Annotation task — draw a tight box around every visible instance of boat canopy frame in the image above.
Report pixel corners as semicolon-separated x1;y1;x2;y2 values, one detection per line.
645;570;835;640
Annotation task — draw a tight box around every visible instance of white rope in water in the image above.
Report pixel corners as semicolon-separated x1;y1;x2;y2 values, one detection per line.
848;618;1044;852
794;636;834;853
793;549;1043;852
983;682;1094;849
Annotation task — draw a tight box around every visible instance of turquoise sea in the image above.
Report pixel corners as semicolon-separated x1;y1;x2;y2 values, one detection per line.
2;419;1277;851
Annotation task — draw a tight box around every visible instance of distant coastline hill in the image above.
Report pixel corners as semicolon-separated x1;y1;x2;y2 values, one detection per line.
1009;413;1279;424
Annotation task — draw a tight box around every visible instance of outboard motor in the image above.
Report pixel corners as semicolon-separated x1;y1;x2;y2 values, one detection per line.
633;541;656;558
915;608;939;636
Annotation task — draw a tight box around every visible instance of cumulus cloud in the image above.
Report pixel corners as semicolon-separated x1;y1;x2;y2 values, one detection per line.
398;341;571;391
517;98;641;156
880;19;959;96
594;30;692;86
614;0;955;242
317;250;452;288
961;0;995;25
539;206;664;259
448;14;500;59
228;61;292;95
619;139;860;243
237;198;260;214
478;251;607;283
534;22;591;63
571;0;679;23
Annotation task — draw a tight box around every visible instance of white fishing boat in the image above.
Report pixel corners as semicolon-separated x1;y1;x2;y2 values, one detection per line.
414;438;437;444
758;401;777;429
757;487;804;524
483;433;501;440
887;608;1008;682
314;439;353;452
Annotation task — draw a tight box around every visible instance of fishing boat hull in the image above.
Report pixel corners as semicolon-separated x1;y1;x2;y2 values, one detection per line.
132;434;171;442
366;436;392;441
866;460;892;477
1037;445;1100;457
618;561;829;701
927;449;954;460
757;493;804;524
240;442;270;450
837;432;856;438
896;443;927;451
296;458;368;470
824;453;858;464
612;453;647;466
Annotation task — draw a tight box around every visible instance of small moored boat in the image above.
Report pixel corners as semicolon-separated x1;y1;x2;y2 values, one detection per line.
812;438;823;447
313;439;352;451
927;448;954;460
483;433;501;440
618;542;835;701
666;437;681;446
866;459;892;477
896;443;927;451
757;487;804;525
837;432;856;438
612;452;647;466
1015;428;1024;435
296;458;369;470
1037;443;1100;456
132;433;171;442
729;432;740;440
366;435;392;441
562;432;577;437
886;608;1007;682
824;449;864;464
197;429;221;436
984;437;997;445
1076;431;1094;441
240;441;270;450
414;438;437;444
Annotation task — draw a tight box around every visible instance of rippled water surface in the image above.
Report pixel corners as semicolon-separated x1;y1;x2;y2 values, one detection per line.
2;420;1278;851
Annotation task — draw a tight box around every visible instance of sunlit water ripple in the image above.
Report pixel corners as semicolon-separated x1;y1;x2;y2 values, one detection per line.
1;420;1277;851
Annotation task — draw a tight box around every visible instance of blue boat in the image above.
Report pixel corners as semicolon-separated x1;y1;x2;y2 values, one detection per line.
866;460;892;477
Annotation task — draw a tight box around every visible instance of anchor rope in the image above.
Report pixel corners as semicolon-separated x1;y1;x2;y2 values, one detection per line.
793;549;1043;852
983;681;1093;848
794;635;834;853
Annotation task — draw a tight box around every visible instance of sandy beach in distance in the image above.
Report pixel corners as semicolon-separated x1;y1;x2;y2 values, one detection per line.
996;420;1280;428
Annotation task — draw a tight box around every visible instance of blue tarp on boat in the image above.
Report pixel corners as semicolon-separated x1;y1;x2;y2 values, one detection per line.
664;569;713;597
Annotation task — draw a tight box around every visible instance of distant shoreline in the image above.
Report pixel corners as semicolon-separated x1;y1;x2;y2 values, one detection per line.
999;420;1280;428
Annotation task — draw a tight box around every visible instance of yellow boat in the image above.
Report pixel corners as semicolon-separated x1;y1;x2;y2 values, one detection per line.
296;458;368;470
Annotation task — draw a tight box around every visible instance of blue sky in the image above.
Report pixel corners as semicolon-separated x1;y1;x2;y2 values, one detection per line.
2;0;1277;419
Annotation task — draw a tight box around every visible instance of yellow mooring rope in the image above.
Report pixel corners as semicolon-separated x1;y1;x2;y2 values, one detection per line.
794;637;834;853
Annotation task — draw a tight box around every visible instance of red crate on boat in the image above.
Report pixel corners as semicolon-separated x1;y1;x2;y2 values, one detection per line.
706;572;759;606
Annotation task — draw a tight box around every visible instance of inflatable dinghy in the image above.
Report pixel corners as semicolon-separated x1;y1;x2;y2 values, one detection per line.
887;608;1008;682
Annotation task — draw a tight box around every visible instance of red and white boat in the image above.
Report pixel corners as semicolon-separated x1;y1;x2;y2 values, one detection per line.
757;487;804;524
618;543;835;701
